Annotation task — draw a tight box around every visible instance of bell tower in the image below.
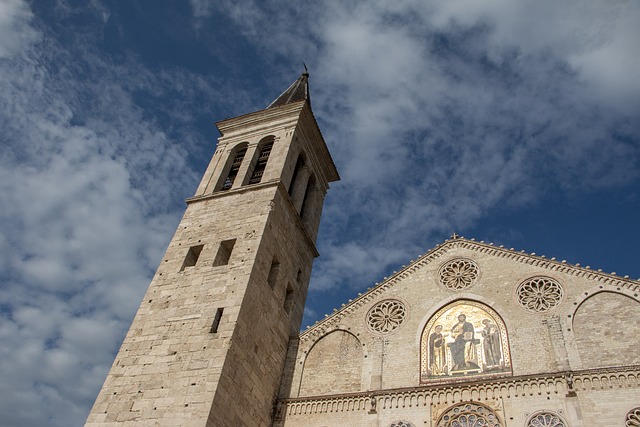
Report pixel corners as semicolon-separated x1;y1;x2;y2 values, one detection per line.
85;72;339;426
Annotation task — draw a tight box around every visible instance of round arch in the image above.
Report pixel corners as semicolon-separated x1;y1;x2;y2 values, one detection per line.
298;329;364;397
436;402;502;427
420;299;512;383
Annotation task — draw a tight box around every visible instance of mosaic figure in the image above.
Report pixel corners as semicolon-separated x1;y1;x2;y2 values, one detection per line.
429;325;447;375
481;319;502;367
449;313;480;371
421;301;512;382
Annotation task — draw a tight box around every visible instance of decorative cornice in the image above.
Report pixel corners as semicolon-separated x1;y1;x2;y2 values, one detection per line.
300;237;640;344
276;365;640;419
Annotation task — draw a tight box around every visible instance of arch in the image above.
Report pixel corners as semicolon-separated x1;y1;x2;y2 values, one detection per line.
525;411;567;427
626;406;640;427
572;291;640;368
435;402;502;427
388;421;415;427
217;142;248;191
420;300;512;383
288;152;311;214
299;329;363;397
247;135;275;185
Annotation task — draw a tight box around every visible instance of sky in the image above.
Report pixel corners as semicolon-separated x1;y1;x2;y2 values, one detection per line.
0;0;638;425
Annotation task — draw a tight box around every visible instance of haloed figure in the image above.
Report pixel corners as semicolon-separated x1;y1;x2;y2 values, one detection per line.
481;319;502;367
449;313;479;371
429;325;447;375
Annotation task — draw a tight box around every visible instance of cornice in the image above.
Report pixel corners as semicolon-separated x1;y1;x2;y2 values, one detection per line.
275;365;640;418
299;237;640;344
215;101;305;138
185;180;319;257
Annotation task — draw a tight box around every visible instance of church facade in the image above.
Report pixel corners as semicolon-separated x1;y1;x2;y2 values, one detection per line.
275;236;640;427
86;74;640;427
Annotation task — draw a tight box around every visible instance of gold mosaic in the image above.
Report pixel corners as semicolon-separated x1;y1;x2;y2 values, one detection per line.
421;300;511;382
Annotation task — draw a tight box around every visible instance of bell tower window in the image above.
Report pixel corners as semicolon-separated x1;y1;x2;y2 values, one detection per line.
221;145;247;191
248;138;274;184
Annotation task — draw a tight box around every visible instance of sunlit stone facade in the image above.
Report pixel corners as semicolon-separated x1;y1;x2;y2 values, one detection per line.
86;74;639;426
276;241;640;427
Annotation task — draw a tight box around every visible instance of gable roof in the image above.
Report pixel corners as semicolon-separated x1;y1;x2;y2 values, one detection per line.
300;235;640;343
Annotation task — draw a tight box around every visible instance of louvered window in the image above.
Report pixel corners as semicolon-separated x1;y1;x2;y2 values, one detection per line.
221;147;247;190
248;142;273;184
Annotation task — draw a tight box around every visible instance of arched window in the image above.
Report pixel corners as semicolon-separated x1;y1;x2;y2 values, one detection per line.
220;144;247;191
248;137;274;184
388;422;415;427
288;155;305;196
526;412;566;427
626;407;640;427
436;402;501;427
299;174;315;221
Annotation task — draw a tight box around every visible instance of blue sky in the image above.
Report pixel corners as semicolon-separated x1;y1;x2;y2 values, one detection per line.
0;1;639;426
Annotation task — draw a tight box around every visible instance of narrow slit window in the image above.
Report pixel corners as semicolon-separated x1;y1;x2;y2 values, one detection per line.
284;284;294;314
210;308;224;333
248;141;273;184
222;147;247;190
180;244;204;271
213;239;236;267
267;258;280;289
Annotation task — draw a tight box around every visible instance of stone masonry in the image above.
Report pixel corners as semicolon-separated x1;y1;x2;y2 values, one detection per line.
85;74;339;427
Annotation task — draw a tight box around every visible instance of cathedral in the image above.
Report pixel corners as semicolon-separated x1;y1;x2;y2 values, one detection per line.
85;73;640;427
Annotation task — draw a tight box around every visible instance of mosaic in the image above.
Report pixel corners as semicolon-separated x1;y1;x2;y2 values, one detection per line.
421;301;511;382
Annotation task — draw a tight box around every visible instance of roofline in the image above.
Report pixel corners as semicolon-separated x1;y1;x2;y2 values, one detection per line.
300;235;640;341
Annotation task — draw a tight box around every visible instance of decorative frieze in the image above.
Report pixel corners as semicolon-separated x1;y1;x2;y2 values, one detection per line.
276;366;640;419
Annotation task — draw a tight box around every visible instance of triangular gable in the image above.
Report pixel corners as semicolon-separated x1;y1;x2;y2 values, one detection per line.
300;235;639;343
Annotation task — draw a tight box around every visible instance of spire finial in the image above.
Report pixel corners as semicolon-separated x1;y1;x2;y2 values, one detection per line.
302;62;309;77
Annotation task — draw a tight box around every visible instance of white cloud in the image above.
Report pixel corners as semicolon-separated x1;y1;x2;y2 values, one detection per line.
197;0;639;295
0;2;229;426
0;0;37;58
0;1;638;425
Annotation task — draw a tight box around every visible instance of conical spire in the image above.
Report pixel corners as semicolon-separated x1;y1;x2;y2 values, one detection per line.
266;70;310;109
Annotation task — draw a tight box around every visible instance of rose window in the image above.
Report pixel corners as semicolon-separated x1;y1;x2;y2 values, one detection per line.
437;403;501;427
627;407;640;427
367;300;406;333
389;422;415;427
517;277;564;312
527;413;566;427
439;258;479;290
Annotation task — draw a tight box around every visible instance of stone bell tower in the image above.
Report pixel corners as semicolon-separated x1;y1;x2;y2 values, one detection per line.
85;72;339;427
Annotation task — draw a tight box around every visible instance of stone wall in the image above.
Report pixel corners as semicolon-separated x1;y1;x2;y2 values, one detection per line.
278;239;640;426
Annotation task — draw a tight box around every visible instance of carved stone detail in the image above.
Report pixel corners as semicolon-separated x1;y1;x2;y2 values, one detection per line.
517;276;563;312
439;258;479;290
436;402;501;427
367;300;406;333
626;407;640;427
527;412;566;427
278;366;640;418
300;238;639;345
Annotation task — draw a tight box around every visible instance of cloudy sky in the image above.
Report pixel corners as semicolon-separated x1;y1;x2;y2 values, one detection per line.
0;0;638;425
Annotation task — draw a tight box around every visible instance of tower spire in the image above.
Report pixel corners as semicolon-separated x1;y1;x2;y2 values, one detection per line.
266;70;310;109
